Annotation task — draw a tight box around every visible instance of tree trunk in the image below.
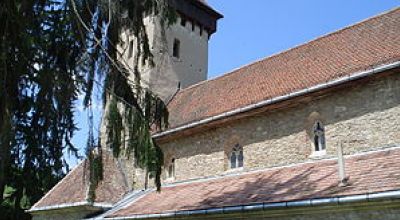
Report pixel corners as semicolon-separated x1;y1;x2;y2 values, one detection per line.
0;107;12;204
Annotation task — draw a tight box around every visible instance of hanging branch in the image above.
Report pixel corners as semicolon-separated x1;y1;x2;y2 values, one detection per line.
72;0;175;195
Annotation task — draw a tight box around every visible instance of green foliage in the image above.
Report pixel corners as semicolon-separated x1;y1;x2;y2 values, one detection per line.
123;90;168;190
0;0;172;218
1;0;84;218
1;186;31;219
107;98;123;158
86;149;103;203
86;0;172;192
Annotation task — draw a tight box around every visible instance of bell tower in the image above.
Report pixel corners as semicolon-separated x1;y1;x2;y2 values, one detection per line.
121;0;223;100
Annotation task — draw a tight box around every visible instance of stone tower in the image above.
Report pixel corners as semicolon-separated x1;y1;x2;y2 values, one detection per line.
120;0;222;101
107;0;222;190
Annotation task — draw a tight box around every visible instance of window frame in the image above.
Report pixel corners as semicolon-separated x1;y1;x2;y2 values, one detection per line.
229;144;244;169
167;158;175;179
311;121;326;157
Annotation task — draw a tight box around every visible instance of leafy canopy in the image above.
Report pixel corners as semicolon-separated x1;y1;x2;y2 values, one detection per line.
0;0;173;218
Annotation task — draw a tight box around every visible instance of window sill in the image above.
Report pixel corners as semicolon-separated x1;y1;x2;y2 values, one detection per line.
164;177;176;183
224;167;244;174
309;150;327;159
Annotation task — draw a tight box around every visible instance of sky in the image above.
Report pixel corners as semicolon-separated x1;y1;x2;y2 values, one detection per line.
68;1;399;168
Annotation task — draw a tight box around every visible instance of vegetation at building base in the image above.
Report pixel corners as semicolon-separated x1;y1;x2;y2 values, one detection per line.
0;0;174;218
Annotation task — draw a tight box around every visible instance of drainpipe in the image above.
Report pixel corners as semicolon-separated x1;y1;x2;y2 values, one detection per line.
337;141;348;187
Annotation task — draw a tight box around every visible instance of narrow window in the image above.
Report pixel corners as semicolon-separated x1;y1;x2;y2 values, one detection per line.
313;121;326;151
168;158;175;179
199;26;203;36
180;17;186;27
173;39;180;58
230;144;244;169
238;150;244;168
230;152;237;169
191;21;195;32
128;40;134;58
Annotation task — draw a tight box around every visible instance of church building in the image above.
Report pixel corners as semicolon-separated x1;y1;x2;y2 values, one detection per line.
28;1;400;220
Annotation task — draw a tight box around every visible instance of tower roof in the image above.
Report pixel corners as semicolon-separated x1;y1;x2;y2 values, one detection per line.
169;0;223;35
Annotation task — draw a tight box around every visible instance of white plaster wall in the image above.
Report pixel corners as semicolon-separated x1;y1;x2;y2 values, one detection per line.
118;15;209;101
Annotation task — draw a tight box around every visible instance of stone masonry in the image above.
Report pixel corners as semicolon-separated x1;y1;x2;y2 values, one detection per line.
157;71;400;183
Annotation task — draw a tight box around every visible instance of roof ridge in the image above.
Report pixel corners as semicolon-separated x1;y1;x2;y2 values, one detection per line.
177;6;400;95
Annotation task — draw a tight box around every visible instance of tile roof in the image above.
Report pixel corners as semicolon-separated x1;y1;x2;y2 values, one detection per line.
167;7;400;129
108;147;400;218
31;151;130;210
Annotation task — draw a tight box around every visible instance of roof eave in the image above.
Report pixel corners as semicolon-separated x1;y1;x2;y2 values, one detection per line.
153;60;400;140
27;202;113;214
104;190;400;219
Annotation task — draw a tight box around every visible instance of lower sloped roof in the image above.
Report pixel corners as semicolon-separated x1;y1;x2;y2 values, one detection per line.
107;147;400;218
30;151;130;211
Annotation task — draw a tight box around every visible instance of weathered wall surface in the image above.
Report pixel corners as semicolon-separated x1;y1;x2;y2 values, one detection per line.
119;15;209;101
31;210;94;220
160;72;400;182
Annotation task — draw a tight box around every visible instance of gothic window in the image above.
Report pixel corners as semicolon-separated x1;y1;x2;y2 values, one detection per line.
238;150;244;168
173;39;180;58
128;40;134;58
313;121;326;152
230;152;237;169
230;144;244;169
167;158;175;179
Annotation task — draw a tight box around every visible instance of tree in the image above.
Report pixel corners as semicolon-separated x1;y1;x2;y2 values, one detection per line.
0;0;172;218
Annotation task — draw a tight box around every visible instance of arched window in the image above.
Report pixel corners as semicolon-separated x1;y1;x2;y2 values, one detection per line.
238;150;244;168
230;152;237;169
230;144;244;169
167;158;175;179
313;121;326;152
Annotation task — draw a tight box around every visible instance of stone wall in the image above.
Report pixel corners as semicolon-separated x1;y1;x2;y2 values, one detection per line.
31;209;95;220
119;14;209;101
159;71;400;183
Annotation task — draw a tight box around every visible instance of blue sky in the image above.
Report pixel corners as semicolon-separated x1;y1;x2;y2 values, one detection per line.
207;0;399;78
68;1;399;168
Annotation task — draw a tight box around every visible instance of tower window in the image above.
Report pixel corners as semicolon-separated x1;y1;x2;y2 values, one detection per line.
167;158;175;179
180;17;187;27
191;21;195;31
173;39;180;58
230;144;244;169
128;40;134;58
313;121;326;152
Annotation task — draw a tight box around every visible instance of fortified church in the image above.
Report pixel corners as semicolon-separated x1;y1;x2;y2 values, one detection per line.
29;1;400;219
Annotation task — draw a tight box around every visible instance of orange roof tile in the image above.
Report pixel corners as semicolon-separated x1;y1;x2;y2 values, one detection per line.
167;7;400;129
31;151;130;209
109;148;400;217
